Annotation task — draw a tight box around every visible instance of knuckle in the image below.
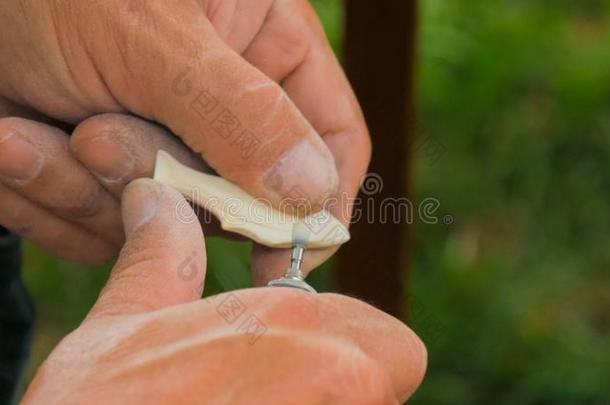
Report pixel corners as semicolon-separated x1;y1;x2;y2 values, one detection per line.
240;80;287;128
86;0;170;102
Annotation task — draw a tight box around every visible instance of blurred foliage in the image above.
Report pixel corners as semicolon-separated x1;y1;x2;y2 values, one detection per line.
18;0;610;403
411;0;610;403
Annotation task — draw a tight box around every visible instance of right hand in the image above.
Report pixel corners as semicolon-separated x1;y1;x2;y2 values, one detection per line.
0;0;372;279
22;179;426;404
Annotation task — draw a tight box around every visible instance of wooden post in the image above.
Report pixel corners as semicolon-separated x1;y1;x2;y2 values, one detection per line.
339;0;418;317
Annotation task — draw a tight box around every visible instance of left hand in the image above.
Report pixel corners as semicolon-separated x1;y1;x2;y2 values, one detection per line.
22;179;427;405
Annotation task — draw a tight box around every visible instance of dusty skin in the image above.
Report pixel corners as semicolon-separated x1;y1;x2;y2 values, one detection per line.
0;0;371;284
0;2;425;402
21;180;427;405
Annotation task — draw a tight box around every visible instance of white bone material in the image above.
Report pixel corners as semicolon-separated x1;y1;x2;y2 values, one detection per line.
153;151;350;249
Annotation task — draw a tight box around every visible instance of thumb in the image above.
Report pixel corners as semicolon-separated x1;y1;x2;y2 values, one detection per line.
89;179;206;319
85;5;338;213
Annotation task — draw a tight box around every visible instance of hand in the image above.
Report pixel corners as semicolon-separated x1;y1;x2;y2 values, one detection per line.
0;112;208;264
1;112;343;281
0;0;371;279
22;179;426;404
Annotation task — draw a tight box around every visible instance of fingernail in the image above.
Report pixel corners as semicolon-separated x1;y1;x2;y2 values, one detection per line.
0;130;42;182
123;180;160;236
265;140;338;211
75;132;134;182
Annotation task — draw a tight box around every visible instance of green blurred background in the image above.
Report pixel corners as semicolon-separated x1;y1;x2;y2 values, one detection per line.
20;0;610;403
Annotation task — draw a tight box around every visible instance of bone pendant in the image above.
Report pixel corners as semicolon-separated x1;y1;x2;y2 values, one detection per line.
153;151;350;249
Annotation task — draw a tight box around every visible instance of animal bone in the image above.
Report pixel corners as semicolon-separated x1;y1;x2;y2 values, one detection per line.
153;151;350;249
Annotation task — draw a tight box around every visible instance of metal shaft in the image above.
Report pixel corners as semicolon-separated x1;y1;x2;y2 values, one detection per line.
287;244;305;279
267;243;316;293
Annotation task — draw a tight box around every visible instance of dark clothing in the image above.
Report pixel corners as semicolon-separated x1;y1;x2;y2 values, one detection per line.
0;228;34;405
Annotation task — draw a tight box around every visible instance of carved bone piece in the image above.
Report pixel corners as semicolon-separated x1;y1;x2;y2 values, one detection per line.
153;151;350;249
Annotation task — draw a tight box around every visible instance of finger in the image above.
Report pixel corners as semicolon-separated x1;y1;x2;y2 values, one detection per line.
243;0;371;204
86;4;339;213
203;288;427;402
0;183;116;265
89;179;206;318
70;113;235;238
241;1;370;283
70;113;210;196
0;117;124;245
0;95;72;130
